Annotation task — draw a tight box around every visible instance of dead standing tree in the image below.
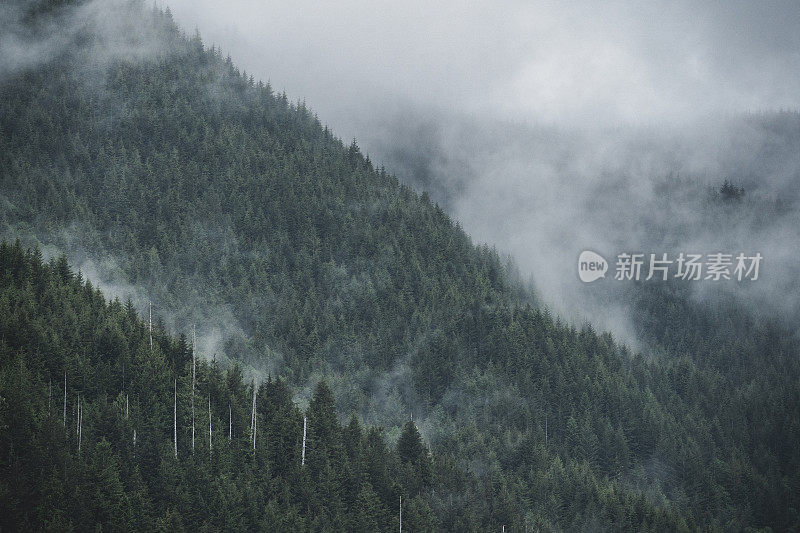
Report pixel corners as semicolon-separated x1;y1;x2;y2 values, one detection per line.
192;326;196;453
174;379;178;459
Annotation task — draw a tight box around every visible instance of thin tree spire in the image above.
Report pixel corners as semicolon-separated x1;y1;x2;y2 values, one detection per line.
77;396;82;454
250;382;257;451
63;370;67;428
192;326;196;452
174;379;178;459
149;301;153;352
301;416;307;466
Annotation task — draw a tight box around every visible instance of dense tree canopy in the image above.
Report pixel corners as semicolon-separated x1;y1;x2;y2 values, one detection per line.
0;240;439;530
1;0;799;529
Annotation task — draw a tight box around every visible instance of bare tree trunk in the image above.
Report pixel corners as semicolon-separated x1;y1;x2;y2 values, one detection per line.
174;379;178;459
63;371;67;428
229;403;232;441
208;395;212;454
149;301;153;352
126;394;129;419
192;327;196;453
301;416;307;466
250;386;255;432
77;396;82;454
250;383;257;452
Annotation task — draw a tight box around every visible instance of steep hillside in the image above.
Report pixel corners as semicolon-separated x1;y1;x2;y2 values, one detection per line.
1;1;799;529
0;240;441;531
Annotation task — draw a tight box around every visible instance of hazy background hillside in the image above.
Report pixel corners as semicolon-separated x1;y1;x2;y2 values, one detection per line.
163;0;800;340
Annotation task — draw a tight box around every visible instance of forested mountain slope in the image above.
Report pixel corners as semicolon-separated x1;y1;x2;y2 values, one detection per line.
0;240;440;531
1;1;799;529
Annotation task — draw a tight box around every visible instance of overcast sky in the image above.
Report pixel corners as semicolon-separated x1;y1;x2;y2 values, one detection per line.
161;0;800;340
163;0;800;136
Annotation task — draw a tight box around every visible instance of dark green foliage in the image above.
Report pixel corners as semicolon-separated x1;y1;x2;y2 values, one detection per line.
0;242;437;530
397;421;431;496
1;1;799;529
719;179;745;201
353;482;385;532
